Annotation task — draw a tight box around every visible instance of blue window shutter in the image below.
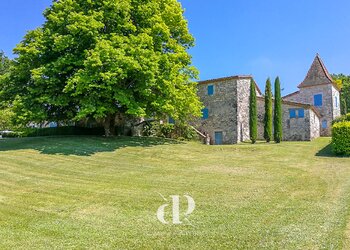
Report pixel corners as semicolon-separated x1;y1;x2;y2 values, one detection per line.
202;108;209;120
322;120;327;129
298;109;305;118
314;94;323;106
289;109;296;118
207;85;214;96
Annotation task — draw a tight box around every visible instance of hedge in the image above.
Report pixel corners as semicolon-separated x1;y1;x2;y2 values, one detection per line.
332;113;350;125
1;126;105;138
332;121;350;155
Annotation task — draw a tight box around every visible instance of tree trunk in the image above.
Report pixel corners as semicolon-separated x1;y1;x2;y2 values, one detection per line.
103;114;116;137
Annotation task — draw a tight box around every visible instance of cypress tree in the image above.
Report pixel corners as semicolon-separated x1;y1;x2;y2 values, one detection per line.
274;77;283;143
249;80;258;143
264;78;273;142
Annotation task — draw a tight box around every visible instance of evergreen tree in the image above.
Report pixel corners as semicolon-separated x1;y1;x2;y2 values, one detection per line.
264;78;273;142
249;80;258;143
274;77;283;143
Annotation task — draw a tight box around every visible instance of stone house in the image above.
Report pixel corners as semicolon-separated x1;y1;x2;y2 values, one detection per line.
256;97;321;141
196;54;340;144
196;76;258;144
282;54;341;136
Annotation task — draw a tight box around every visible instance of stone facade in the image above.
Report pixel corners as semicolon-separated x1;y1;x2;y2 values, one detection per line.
195;76;256;144
257;97;320;141
283;54;341;136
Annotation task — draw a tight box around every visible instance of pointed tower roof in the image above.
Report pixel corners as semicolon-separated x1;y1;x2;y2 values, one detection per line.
298;54;338;89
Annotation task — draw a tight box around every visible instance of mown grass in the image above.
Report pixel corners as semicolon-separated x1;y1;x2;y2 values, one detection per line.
0;136;349;249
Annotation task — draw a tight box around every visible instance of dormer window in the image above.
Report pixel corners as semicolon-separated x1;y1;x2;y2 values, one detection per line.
207;85;214;96
314;94;323;107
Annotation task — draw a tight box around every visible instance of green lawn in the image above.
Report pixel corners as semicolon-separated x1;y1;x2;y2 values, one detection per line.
0;136;350;249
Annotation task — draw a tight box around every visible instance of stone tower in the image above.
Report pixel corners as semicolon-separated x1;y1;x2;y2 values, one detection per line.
283;54;341;136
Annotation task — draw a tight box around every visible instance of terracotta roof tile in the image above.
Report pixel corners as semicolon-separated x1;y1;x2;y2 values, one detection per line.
198;75;263;95
282;90;300;99
257;96;321;118
298;54;339;90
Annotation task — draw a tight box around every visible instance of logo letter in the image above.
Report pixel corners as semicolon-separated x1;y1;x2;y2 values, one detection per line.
156;204;169;224
171;195;181;224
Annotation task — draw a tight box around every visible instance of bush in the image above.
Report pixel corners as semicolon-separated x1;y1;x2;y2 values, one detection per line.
143;121;197;140
332;121;350;155
0;108;17;131
5;126;106;138
332;113;350;125
1;131;23;138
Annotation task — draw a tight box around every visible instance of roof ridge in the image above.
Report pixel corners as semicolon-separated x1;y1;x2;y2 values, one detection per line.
282;90;300;99
316;54;333;83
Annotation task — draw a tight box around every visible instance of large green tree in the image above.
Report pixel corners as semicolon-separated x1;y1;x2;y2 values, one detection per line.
4;0;202;136
264;78;273;143
274;77;282;143
249;80;257;144
332;74;350;115
0;51;11;76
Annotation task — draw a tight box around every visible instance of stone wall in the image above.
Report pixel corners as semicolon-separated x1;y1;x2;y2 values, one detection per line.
257;98;320;141
310;109;320;140
331;85;341;119
196;77;252;144
196;78;238;144
283;84;339;136
236;79;251;142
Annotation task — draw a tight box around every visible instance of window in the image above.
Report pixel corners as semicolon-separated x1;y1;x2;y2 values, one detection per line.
168;117;175;124
322;120;327;129
298;109;305;118
314;94;323;106
207;85;214;96
289;109;296;118
202;108;209;120
335;96;338;107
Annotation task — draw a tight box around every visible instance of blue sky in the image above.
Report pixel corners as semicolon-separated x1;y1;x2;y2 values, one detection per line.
1;1;349;94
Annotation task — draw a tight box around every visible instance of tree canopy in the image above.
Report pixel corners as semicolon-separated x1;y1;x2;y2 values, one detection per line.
0;51;11;76
332;74;350;115
2;0;202;136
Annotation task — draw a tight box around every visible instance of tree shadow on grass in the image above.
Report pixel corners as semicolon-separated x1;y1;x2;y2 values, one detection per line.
0;136;183;156
315;143;350;158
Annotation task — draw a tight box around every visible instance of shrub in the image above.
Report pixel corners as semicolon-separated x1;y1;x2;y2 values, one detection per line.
0;108;17;131
332;113;350;125
143;121;197;140
332;121;350;155
1;131;23;138
13;126;105;138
